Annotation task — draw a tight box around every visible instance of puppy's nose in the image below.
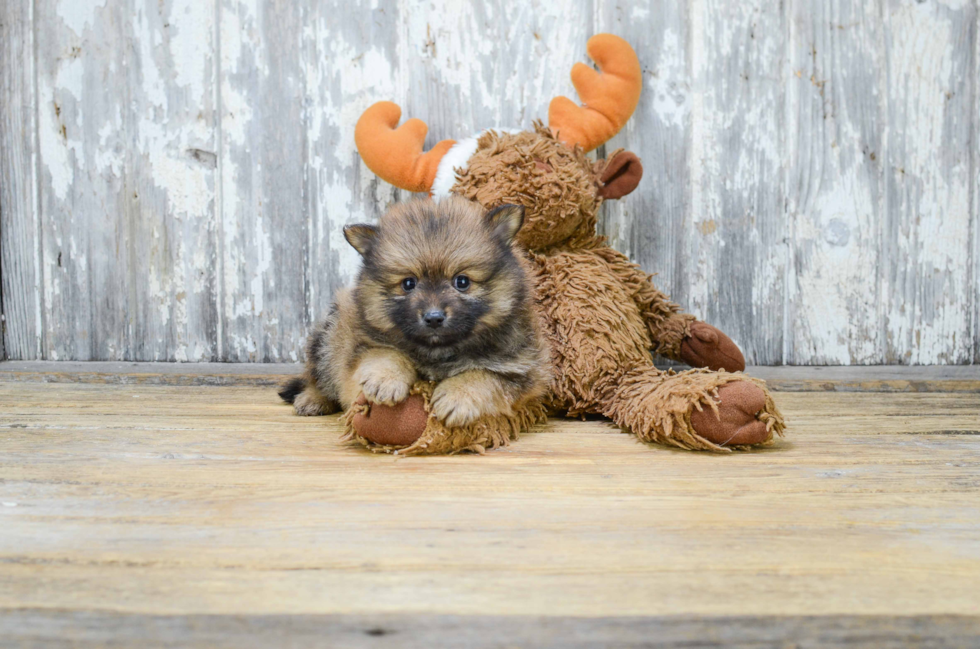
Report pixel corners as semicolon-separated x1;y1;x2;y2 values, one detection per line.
422;310;446;328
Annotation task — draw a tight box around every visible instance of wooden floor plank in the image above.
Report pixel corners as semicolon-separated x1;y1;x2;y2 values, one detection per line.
1;379;979;641
2;360;978;392
4;611;979;649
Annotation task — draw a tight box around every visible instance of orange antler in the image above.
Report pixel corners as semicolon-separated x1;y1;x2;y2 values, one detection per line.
548;34;642;152
354;102;456;193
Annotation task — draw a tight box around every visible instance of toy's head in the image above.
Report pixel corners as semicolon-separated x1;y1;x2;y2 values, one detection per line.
355;34;644;251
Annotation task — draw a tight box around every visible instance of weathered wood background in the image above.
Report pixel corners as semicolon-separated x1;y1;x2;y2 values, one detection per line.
1;0;978;364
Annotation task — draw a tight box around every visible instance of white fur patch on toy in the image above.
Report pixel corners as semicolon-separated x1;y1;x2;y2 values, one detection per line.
430;128;522;198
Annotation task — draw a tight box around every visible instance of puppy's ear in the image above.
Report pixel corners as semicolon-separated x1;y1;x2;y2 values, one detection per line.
343;224;378;256
485;204;525;243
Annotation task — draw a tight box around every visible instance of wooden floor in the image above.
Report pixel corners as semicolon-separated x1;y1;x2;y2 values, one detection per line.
1;364;979;647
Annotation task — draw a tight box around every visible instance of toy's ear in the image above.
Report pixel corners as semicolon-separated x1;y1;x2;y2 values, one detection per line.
344;224;379;256
485;204;525;243
598;151;643;199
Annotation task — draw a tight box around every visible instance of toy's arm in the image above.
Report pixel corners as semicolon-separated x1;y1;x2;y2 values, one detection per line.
593;247;694;359
594;246;747;371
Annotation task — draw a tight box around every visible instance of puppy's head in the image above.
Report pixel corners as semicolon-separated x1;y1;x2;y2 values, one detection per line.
344;197;526;350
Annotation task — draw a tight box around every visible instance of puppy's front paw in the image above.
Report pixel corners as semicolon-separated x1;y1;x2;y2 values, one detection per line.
359;373;411;406
429;386;483;428
353;351;416;406
430;374;507;428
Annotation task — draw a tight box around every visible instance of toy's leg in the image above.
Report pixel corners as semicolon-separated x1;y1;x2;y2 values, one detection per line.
600;365;785;451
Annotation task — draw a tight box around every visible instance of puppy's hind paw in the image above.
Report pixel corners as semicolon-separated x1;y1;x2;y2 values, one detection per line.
293;388;338;416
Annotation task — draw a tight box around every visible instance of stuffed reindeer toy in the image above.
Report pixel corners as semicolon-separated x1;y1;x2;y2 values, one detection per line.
344;34;785;453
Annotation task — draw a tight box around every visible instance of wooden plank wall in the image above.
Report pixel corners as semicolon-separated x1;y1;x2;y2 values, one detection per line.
1;0;977;364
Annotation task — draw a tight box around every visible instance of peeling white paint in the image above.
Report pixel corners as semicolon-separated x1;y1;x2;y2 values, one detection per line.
882;0;974;364
55;56;84;102
313;12;400;321
249;216;271;318
649;29;688;129
58;0;107;37
37;92;73;201
168;0;210;100
6;0;977;364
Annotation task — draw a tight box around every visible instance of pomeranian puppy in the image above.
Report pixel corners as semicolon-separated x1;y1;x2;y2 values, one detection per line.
279;196;550;427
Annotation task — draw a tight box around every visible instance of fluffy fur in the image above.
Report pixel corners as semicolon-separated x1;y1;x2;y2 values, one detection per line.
281;196;551;429
451;124;786;451
453;124;694;358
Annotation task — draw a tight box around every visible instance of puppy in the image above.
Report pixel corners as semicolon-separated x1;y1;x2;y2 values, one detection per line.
279;196;550;427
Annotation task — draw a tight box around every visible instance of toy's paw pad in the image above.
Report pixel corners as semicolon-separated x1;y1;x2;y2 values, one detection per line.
680;321;746;372
690;381;769;446
352;394;428;447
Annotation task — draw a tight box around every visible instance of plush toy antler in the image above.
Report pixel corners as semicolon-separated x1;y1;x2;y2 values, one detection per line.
354;101;456;193
548;33;642;152
354;34;641;195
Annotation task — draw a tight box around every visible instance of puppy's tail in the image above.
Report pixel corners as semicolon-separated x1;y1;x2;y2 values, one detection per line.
278;376;307;404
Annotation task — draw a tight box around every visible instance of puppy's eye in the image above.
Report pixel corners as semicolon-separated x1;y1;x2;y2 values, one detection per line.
453;275;470;291
401;277;417;292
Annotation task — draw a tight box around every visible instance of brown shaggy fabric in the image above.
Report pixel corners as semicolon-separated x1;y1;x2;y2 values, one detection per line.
447;125;786;452
453;123;601;252
590;246;695;358
453;126;696;359
343;381;549;456
531;247;784;451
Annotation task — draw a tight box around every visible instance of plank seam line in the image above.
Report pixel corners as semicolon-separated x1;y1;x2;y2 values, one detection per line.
971;0;980;363
781;0;794;366
213;0;224;362
304;9;315;334
31;0;43;359
877;0;890;364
